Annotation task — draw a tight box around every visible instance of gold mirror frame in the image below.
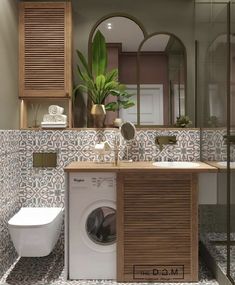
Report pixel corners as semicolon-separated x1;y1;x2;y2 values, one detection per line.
87;13;187;128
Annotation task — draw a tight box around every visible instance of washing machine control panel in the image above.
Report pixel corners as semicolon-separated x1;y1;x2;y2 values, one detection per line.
70;172;116;191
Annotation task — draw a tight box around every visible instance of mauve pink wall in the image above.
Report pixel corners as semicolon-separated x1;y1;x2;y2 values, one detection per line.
119;54;138;84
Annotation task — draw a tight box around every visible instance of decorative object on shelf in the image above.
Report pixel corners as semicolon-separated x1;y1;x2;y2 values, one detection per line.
74;30;135;128
174;115;192;128
48;105;64;115
208;115;219;127
113;118;123;127
30;103;41;128
41;105;67;128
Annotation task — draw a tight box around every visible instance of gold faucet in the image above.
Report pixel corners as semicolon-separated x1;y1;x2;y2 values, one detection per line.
155;135;177;151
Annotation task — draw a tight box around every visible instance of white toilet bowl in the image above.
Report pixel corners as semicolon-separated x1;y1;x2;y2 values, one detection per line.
8;207;63;257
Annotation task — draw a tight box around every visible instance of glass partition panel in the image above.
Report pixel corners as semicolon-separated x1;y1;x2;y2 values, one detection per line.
196;1;228;277
230;1;235;282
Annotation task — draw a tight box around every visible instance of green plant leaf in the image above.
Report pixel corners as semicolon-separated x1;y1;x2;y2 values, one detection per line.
92;30;107;77
95;75;106;91
121;92;133;98
104;81;118;91
105;101;119;111
95;75;106;103
121;100;135;109
109;89;121;96
76;64;87;83
118;84;127;91
105;69;118;82
72;84;92;106
76;50;92;79
72;85;80;106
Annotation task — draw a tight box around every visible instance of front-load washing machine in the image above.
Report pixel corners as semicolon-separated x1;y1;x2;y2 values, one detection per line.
68;172;116;279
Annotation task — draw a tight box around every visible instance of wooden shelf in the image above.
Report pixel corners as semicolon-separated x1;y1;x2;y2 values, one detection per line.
20;97;72;129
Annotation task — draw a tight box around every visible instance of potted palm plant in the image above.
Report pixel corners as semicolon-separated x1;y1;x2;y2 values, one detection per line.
74;30;134;127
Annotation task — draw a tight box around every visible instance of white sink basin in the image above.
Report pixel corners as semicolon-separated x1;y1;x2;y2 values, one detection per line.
152;161;201;168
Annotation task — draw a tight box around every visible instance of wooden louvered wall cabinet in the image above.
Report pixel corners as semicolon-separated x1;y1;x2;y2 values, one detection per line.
19;1;72;128
117;172;198;282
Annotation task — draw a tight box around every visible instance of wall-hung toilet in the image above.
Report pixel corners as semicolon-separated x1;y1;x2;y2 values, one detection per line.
8;207;63;257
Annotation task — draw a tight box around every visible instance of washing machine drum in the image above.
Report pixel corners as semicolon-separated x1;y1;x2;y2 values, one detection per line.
86;207;116;245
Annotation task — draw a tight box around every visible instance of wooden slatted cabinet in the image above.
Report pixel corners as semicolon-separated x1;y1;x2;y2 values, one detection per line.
19;1;72;128
117;172;198;283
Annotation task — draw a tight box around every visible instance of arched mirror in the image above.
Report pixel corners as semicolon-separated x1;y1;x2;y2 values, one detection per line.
135;33;186;126
89;17;187;127
89;15;146;126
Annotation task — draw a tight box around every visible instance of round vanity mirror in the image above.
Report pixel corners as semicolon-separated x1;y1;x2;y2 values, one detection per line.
120;121;136;141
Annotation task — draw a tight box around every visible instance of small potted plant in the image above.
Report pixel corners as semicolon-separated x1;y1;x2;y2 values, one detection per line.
74;30;135;128
174;115;192;128
105;86;135;127
208;115;219;127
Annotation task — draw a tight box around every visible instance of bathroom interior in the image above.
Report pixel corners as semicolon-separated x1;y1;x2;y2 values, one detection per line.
1;0;235;284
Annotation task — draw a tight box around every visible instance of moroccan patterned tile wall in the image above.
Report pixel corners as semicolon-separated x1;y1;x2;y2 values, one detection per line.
201;128;227;161
0;130;21;279
19;128;200;207
0;128;201;278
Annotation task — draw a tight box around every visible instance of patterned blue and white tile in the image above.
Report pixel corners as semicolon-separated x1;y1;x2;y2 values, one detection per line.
0;128;209;281
0;131;21;279
201;128;227;161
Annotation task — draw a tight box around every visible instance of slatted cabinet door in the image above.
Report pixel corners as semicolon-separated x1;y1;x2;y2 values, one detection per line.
19;2;72;98
117;172;198;282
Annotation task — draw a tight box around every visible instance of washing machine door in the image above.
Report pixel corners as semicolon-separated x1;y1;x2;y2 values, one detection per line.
80;200;117;252
86;206;116;245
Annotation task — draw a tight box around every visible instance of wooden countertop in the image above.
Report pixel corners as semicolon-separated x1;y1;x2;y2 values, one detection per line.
64;161;217;173
205;161;235;171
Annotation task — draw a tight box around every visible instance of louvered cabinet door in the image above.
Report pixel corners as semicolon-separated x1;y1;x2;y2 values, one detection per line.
19;2;72;98
117;172;198;282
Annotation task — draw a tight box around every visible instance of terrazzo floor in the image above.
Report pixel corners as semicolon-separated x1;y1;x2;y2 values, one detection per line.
0;252;218;285
201;232;235;281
